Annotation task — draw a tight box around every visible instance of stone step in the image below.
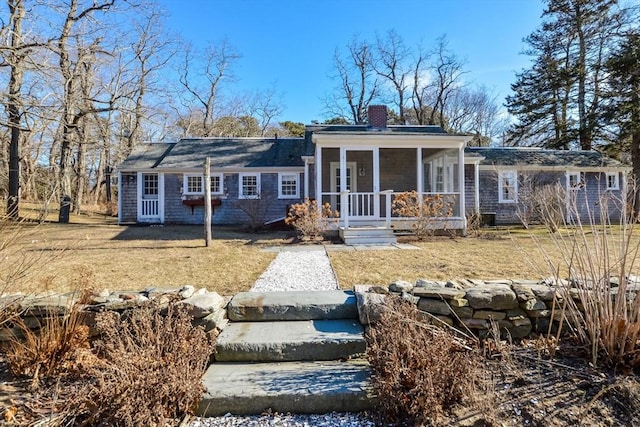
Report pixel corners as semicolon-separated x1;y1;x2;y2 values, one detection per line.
342;235;398;245
215;319;366;362
339;227;397;245
227;290;358;322
196;360;375;416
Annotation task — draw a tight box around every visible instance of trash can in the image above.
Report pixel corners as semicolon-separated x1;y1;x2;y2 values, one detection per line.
59;195;71;223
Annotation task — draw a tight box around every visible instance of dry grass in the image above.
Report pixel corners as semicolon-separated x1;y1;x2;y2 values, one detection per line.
3;221;286;295
330;229;567;288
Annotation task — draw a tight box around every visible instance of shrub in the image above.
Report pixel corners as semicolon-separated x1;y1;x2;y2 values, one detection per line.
74;301;215;426
285;198;338;239
4;291;91;388
534;188;640;369
391;191;455;240
366;298;481;426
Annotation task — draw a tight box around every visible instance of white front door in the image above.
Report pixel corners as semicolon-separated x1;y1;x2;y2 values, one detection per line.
330;162;356;214
138;173;162;222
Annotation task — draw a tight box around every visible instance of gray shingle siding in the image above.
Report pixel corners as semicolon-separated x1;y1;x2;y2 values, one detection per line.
162;172;304;225
474;169;625;225
120;173;138;222
464;164;476;214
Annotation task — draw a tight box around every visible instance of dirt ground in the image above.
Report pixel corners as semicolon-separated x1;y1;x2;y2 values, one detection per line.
1;343;639;426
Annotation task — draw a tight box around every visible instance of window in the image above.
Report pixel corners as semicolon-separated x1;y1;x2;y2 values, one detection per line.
239;173;260;199
183;173;224;195
143;174;158;196
184;174;203;194
278;173;299;198
606;172;619;190
567;172;582;189
210;174;223;194
498;171;517;203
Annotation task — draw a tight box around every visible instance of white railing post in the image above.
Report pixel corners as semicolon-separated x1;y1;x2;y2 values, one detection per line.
381;190;393;229
341;190;350;229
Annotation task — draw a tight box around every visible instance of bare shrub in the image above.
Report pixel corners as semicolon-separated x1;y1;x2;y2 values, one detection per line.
233;189;277;231
4;291;91;388
532;187;640;369
285;198;338;239
73;301;215;426
392;191;455;240
516;177;566;232
366;297;482;426
466;209;483;237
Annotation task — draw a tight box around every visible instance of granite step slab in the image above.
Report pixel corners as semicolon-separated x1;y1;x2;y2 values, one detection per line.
227;290;358;322
215;319;366;362
196;360;374;416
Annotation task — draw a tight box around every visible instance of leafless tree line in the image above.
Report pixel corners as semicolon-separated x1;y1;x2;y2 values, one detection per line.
0;0;284;217
324;30;508;145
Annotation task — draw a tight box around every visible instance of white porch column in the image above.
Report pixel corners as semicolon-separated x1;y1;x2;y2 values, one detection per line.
315;145;322;210
373;147;380;217
458;147;466;230
339;147;347;225
303;158;310;199
416;147;423;193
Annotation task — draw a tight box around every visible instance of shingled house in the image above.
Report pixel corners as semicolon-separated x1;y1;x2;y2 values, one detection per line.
118;106;630;243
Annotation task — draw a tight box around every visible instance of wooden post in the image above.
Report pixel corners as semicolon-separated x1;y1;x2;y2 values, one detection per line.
204;157;212;247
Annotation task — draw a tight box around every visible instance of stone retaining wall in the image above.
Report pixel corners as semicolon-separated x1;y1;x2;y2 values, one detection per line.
354;277;630;339
0;286;229;342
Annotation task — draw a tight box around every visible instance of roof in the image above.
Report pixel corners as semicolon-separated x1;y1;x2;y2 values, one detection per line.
304;124;449;143
118;143;175;170
156;137;312;170
466;147;628;169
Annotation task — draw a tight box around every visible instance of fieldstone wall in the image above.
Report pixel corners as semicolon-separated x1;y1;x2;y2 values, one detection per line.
0;286;229;342
354;278;612;339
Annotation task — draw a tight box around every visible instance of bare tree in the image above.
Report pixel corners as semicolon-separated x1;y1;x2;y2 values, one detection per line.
178;39;240;137
374;30;412;124
324;36;379;124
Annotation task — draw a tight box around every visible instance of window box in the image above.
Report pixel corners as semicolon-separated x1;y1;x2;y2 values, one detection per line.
182;197;222;214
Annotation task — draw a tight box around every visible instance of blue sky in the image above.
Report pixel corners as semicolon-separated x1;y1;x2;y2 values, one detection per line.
156;0;545;124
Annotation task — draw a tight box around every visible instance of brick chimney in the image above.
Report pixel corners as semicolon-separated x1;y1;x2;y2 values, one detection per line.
368;105;387;128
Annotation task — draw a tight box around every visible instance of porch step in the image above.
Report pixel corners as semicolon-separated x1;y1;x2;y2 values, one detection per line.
340;226;397;245
227;290;358;322
197;360;375;416
214;319;366;362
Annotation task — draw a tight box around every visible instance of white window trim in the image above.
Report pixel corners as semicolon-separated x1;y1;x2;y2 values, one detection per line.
567;171;583;190
498;170;518;203
278;172;299;199
239;173;261;199
606;172;619;190
183;173;224;195
209;173;224;195
183;173;203;195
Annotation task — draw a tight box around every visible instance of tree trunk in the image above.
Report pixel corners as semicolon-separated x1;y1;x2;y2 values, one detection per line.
6;0;25;219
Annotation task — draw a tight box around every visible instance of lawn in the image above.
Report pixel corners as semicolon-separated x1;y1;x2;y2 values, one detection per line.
3;206;637;295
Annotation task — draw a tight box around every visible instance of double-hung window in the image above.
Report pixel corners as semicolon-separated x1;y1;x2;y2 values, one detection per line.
183;173;224;195
239;173;260;199
278;173;299;198
568;172;582;190
498;170;517;203
606;172;619;190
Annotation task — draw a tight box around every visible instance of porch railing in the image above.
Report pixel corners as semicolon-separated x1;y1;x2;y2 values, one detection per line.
324;191;461;229
141;199;159;217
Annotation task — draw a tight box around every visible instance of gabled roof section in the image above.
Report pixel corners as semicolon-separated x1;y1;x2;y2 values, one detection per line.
466;147;627;169
118;142;175;171
156;137;311;170
304;124;449;143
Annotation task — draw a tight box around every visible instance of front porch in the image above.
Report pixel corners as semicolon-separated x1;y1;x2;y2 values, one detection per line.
312;133;469;244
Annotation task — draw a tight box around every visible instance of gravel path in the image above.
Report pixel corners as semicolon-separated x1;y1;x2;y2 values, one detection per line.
192;248;368;427
190;412;377;426
250;248;338;292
